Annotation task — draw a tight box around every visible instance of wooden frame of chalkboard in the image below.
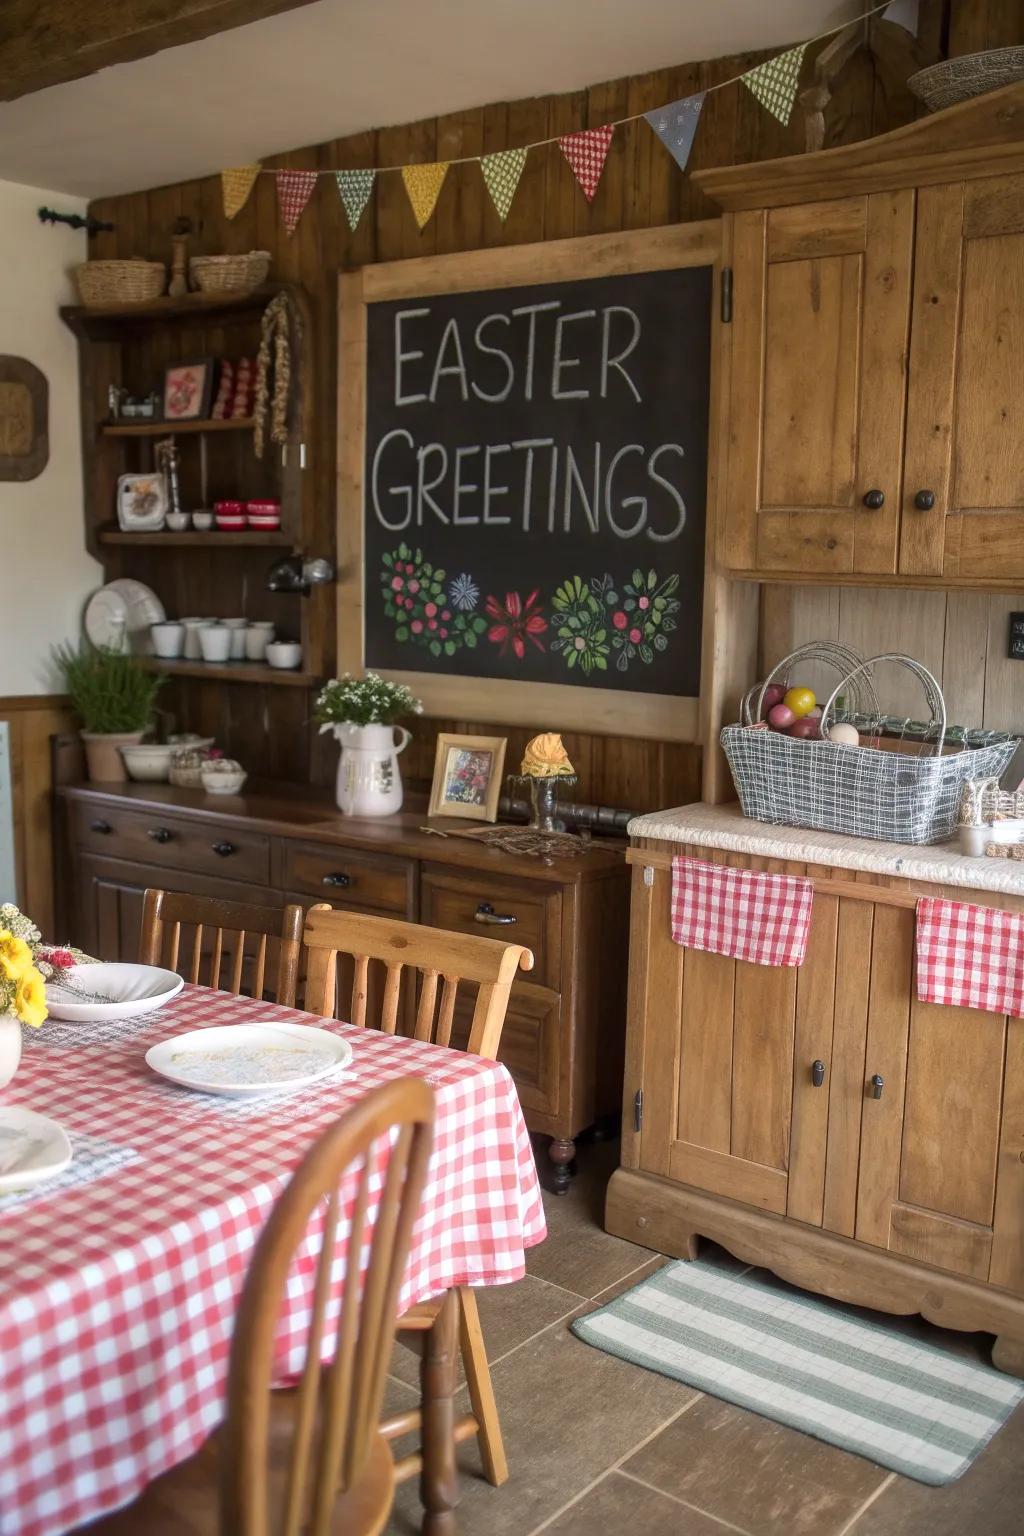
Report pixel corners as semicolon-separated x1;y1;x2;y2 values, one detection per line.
337;221;723;743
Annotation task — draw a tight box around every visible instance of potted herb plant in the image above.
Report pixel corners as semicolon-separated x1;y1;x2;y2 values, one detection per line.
315;673;422;816
55;642;165;782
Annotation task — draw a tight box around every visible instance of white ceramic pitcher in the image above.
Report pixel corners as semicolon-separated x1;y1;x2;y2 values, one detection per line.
332;723;412;817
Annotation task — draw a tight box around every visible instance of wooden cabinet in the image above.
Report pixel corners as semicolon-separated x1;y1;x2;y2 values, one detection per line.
699;82;1024;589
609;842;1024;1373
62;782;628;1193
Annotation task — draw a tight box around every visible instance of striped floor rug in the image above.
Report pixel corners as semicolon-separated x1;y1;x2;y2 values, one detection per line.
571;1260;1024;1485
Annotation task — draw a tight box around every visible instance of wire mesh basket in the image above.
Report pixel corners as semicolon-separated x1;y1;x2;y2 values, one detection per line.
723;649;1019;845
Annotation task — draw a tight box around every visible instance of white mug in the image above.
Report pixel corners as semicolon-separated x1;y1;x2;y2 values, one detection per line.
244;625;272;662
182;618;214;660
222;618;248;659
199;625;232;663
266;641;303;670
150;622;185;659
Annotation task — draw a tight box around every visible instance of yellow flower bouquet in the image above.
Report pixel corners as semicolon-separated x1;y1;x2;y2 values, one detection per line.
0;903;94;1029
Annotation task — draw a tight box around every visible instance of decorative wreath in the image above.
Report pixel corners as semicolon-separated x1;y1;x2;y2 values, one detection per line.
253;292;300;459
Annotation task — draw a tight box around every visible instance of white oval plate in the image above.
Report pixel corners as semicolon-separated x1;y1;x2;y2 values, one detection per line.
145;1022;352;1098
0;1106;73;1195
44;963;184;1022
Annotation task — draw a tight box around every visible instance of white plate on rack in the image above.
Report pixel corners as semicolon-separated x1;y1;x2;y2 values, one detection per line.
145;1022;352;1098
0;1107;73;1195
45;964;183;1022
85;580;165;651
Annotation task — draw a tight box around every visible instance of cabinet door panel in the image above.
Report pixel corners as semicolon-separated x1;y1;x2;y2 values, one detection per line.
854;904;913;1248
821;900;873;1238
991;1019;1024;1294
902;173;1024;579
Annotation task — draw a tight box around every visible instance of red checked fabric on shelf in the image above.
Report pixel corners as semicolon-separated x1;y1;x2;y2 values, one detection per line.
670;855;814;967
0;986;545;1536
916;896;1024;1016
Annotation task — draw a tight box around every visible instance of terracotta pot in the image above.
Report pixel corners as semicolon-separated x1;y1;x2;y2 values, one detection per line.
81;729;146;783
0;1016;22;1090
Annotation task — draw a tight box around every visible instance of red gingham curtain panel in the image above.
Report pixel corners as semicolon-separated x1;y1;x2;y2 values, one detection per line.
670;855;814;968
916;896;1024;1016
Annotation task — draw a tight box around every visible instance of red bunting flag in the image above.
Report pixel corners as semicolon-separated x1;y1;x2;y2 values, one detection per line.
559;124;614;203
275;169;318;235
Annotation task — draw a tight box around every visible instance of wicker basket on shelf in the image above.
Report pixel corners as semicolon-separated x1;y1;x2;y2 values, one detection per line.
74;260;166;307
908;46;1024;112
189;252;271;296
723;647;1018;846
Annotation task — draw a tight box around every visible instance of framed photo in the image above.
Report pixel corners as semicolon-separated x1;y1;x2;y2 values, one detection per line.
163;358;214;422
428;734;507;822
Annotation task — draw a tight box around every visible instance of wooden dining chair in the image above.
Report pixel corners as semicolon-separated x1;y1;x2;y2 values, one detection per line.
302;903;535;1493
81;1078;435;1536
140;889;305;1007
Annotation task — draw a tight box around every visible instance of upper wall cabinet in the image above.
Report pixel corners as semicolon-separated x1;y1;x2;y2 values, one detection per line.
696;82;1024;589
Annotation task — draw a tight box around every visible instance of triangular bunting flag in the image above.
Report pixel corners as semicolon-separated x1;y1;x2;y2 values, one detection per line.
740;43;808;126
481;148;528;222
883;0;919;36
221;165;261;220
559;124;614;203
644;92;707;172
401;162;450;230
275;169;318;236
335;169;376;232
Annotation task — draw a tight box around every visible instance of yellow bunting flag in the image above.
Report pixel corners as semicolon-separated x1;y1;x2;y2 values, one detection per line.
401;162;450;231
275;168;318;236
480;148;527;223
221;165;261;220
740;43;808;126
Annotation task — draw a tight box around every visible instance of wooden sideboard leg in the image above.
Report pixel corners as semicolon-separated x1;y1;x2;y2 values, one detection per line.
992;1335;1024;1378
548;1137;576;1196
421;1286;460;1536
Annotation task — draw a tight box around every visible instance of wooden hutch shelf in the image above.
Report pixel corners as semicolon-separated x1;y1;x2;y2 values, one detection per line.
101;418;255;438
97;527;293;548
141;659;320;688
60;285;284;333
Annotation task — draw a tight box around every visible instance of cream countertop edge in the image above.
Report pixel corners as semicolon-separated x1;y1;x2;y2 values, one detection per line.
627;801;1024;898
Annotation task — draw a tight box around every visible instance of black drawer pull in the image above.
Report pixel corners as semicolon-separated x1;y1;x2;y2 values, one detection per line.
148;826;175;844
870;1073;885;1100
211;841;236;858
913;489;935;511
321;872;351;889
861;489;885;510
811;1060;826;1088
90;819;112;834
475;902;517;926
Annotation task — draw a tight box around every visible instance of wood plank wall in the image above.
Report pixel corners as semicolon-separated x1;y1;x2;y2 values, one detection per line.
0;696;74;937
84;0;1018;814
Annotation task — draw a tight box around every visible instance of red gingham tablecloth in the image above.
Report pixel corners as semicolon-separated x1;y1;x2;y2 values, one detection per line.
916;896;1024;1016
670;855;814;968
0;986;545;1536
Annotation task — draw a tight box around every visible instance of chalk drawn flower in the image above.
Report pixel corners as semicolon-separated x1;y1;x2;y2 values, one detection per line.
551;575;609;677
484;590;547;660
591;571;680;672
381;545;485;657
448;573;480;612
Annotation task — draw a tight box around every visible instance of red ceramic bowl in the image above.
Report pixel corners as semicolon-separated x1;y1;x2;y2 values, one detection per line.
215;515;246;531
214;500;245;515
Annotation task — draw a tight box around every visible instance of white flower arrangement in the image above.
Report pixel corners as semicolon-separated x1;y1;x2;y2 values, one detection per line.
315;672;423;729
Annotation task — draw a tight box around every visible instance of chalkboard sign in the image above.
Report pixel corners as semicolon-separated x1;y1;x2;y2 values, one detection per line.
361;263;712;700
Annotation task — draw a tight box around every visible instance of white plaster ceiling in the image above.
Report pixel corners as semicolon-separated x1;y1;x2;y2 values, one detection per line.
0;0;857;199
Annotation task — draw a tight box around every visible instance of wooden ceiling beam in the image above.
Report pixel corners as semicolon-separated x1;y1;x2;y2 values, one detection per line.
0;0;321;102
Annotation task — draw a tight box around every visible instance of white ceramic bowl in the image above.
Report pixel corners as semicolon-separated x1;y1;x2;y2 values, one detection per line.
165;511;190;532
44;963;183;1022
266;641;303;670
200;763;248;795
191;511;214;531
120;743;174;781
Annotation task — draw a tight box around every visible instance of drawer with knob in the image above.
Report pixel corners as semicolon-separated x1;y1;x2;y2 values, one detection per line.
71;802;270;883
420;865;562;988
276;839;414;917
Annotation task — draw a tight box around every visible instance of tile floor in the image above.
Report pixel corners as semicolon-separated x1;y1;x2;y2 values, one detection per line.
386;1137;1024;1536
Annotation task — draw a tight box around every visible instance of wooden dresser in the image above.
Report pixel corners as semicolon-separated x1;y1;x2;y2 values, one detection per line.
60;781;628;1192
607;804;1024;1374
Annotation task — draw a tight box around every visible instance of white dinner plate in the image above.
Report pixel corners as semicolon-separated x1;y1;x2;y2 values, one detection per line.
145;1022;352;1098
0;1107;73;1195
44;963;184;1022
84;580;165;652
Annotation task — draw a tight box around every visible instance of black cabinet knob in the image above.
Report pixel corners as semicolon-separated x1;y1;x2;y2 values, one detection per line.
148;826;174;844
475;902;517;926
211;841;236;858
90;819;112;834
812;1060;826;1088
321;872;351;888
862;489;885;509
870;1073;885;1100
913;489;935;511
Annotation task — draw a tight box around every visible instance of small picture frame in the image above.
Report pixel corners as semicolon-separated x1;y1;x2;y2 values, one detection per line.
428;733;507;822
162;358;214;422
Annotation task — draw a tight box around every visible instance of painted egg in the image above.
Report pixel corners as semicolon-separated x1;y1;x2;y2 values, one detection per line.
827;723;861;746
788;717;820;740
768;703;796;730
761;683;786;712
783;686;816;718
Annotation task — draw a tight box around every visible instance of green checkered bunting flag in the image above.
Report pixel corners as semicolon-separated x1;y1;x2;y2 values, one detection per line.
336;169;376;233
644;91;706;171
741;43;808;126
481;148;528;222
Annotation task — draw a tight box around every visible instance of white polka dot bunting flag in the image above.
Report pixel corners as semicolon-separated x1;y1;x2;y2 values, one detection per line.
559;124;614;203
335;169;376;233
481;148;528;222
275;169;318;236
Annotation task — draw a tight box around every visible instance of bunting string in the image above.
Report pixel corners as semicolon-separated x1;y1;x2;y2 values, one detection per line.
221;0;919;228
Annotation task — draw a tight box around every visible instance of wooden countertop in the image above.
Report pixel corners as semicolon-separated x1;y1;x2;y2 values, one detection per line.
61;780;627;886
628;801;1024;898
